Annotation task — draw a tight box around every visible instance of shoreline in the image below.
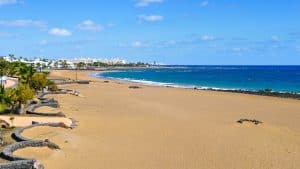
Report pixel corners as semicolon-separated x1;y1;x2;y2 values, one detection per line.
90;70;300;100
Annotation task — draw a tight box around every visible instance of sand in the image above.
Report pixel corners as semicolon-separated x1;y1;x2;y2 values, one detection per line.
15;70;300;169
0;116;72;127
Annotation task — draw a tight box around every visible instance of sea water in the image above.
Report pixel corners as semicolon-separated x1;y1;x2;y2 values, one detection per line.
94;66;300;93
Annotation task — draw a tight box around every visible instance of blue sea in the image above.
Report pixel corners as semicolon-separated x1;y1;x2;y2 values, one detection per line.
94;66;300;93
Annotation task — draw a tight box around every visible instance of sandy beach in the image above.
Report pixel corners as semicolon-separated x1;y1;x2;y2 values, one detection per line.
15;70;300;169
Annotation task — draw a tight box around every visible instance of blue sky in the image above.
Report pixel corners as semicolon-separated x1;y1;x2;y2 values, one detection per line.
0;0;300;65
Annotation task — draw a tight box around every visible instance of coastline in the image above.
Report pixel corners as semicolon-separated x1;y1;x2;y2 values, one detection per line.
14;70;300;169
92;70;300;100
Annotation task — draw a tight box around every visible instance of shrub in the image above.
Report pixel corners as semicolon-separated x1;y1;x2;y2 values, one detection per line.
31;73;47;91
47;80;59;91
49;83;59;91
15;84;35;104
0;103;7;112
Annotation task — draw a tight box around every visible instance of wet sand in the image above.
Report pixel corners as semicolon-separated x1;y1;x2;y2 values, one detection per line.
15;70;300;169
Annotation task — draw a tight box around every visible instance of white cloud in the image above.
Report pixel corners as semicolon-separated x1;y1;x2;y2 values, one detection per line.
77;20;103;32
201;35;216;41
135;0;163;7
120;41;148;48
138;15;164;22
271;35;279;41
232;47;248;52
0;19;47;29
48;28;72;37
0;0;17;6
200;1;209;7
131;41;147;48
106;23;116;28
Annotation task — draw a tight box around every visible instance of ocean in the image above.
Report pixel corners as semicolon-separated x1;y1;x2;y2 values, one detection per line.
94;66;300;93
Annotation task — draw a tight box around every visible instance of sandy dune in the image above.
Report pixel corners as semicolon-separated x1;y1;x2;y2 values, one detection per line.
15;70;300;169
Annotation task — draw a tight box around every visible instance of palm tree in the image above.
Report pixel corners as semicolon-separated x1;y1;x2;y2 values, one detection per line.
19;64;35;84
62;60;68;69
8;54;15;62
7;62;21;77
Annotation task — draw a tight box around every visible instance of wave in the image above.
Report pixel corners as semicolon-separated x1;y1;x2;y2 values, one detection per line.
92;72;254;91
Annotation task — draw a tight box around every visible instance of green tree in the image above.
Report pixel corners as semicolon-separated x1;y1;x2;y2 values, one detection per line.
19;64;35;84
15;84;35;114
7;62;22;77
31;73;47;92
77;62;86;69
62;60;68;68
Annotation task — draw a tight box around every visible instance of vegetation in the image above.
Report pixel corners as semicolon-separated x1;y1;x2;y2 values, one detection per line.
0;58;52;114
47;80;59;91
89;61;150;68
31;73;48;91
0;103;7;112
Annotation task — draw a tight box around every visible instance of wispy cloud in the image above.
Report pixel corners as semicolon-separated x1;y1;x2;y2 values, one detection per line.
77;20;103;32
200;35;217;41
231;47;248;53
200;1;209;7
0;19;47;30
135;0;163;7
138;15;164;22
119;41;148;48
0;0;17;6
131;41;147;48
48;28;72;37
271;35;279;41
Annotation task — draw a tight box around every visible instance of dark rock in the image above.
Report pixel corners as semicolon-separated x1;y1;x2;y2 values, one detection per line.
237;118;263;125
129;86;141;89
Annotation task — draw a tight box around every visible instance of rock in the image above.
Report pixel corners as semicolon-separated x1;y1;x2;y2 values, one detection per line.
129;86;141;89
34;161;45;169
0;119;10;128
32;121;40;125
237;118;263;125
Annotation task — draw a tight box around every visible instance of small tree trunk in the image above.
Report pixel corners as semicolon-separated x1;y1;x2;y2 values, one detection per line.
16;102;25;114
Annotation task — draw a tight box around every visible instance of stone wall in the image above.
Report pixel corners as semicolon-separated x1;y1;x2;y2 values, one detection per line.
26;100;65;117
37;91;67;100
0;160;38;169
13;123;70;142
0;125;62;169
